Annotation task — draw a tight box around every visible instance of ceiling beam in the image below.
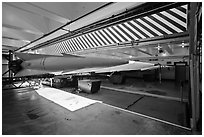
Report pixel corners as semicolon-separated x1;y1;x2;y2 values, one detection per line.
2;45;19;50
2;36;21;41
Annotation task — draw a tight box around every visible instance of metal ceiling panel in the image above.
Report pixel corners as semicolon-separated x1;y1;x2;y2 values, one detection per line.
3;3;47;34
3;2;108;52
7;2;70;24
30;2;107;21
16;2;144;52
3;38;29;48
63;2;144;31
38;4;188;54
2;26;40;42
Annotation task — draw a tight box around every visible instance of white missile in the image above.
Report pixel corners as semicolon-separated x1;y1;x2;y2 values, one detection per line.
12;52;128;77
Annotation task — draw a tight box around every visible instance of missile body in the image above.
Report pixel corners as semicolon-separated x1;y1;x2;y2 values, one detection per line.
11;52;157;77
16;53;128;74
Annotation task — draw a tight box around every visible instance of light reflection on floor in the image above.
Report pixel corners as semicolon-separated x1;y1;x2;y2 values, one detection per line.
35;87;101;111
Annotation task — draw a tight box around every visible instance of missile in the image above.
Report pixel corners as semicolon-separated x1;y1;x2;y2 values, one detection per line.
11;52;128;77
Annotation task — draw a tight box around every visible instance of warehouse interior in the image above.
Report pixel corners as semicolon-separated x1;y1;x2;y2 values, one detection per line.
2;2;202;135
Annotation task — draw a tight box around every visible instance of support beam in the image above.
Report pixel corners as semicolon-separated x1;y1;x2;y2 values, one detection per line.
189;2;201;131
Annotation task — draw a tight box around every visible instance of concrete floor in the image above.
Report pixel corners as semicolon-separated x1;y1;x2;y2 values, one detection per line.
2;87;193;135
101;78;189;100
61;79;191;127
68;88;189;127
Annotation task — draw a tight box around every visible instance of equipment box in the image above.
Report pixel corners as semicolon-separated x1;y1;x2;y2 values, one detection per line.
78;80;101;93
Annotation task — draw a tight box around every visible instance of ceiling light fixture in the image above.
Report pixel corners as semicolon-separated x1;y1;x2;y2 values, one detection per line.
181;41;185;48
157;44;161;50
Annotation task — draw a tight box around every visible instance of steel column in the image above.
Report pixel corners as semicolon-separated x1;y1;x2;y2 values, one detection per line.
188;2;201;131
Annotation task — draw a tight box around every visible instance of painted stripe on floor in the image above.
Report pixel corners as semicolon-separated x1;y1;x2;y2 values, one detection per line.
36;87;101;111
101;86;188;102
102;103;191;131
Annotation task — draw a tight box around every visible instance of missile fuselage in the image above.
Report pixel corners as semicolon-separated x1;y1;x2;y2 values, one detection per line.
21;56;127;72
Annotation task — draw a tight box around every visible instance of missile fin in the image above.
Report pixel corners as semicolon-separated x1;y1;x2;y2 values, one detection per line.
63;62;156;74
